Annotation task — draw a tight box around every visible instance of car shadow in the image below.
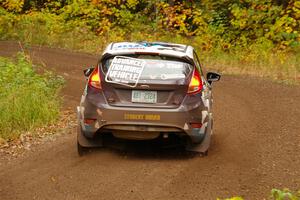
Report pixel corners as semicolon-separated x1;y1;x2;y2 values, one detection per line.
84;134;208;160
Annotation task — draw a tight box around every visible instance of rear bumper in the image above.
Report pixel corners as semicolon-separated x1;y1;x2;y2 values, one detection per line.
77;94;211;143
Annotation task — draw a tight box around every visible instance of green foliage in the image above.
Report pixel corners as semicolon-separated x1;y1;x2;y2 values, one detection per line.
0;53;64;140
1;0;299;50
0;0;299;83
1;0;24;13
227;0;300;49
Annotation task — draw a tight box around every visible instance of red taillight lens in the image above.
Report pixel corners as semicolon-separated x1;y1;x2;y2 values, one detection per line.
190;122;203;128
187;69;203;94
84;118;97;125
88;66;101;89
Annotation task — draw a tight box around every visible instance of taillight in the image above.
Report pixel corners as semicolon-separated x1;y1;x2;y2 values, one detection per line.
84;118;97;125
190;122;203;128
187;69;203;94
88;66;102;89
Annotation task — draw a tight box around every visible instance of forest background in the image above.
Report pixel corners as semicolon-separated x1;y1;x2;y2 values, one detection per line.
1;0;300;83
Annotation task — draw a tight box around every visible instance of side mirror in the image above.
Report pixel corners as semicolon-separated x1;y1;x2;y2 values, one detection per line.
207;72;221;84
83;67;95;77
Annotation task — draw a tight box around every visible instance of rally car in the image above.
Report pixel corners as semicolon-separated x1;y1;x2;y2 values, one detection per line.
77;42;220;156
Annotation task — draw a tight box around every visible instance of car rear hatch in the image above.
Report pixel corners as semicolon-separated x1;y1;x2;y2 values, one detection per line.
100;54;193;108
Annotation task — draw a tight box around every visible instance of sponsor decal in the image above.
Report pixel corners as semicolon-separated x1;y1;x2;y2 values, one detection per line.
146;62;183;69
124;114;161;121
113;43;146;50
160;74;185;80
149;74;185;80
105;56;146;87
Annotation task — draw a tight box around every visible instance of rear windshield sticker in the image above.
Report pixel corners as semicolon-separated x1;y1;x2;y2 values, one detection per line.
105;56;146;87
149;74;185;80
112;44;146;50
160;74;186;80
145;62;182;69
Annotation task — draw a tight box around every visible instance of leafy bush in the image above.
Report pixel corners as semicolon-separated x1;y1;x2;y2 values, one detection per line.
0;1;299;83
1;0;299;48
0;53;64;140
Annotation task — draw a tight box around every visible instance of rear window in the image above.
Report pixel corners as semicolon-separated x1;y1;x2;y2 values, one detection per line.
102;55;192;80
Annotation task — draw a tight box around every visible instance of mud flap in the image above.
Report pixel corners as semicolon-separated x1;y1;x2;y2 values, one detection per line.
77;106;103;148
77;125;103;148
185;116;212;153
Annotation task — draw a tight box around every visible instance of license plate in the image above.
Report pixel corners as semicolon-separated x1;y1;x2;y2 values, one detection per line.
132;90;157;104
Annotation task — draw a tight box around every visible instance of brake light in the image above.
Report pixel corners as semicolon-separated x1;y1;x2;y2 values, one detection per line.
187;69;203;94
84;118;97;125
88;66;102;89
190;122;203;128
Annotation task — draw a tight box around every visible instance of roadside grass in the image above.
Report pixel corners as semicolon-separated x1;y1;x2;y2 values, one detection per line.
0;53;64;140
202;49;300;85
0;10;299;84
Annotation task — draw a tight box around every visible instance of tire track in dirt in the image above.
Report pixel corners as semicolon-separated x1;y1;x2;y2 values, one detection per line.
0;41;299;200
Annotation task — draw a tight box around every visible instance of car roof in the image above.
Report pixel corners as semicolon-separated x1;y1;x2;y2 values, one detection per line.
102;42;194;61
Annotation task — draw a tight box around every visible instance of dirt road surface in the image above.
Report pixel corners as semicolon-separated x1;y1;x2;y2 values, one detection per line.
0;41;299;200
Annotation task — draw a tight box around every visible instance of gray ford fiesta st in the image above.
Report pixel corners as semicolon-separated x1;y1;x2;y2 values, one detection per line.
77;42;220;156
